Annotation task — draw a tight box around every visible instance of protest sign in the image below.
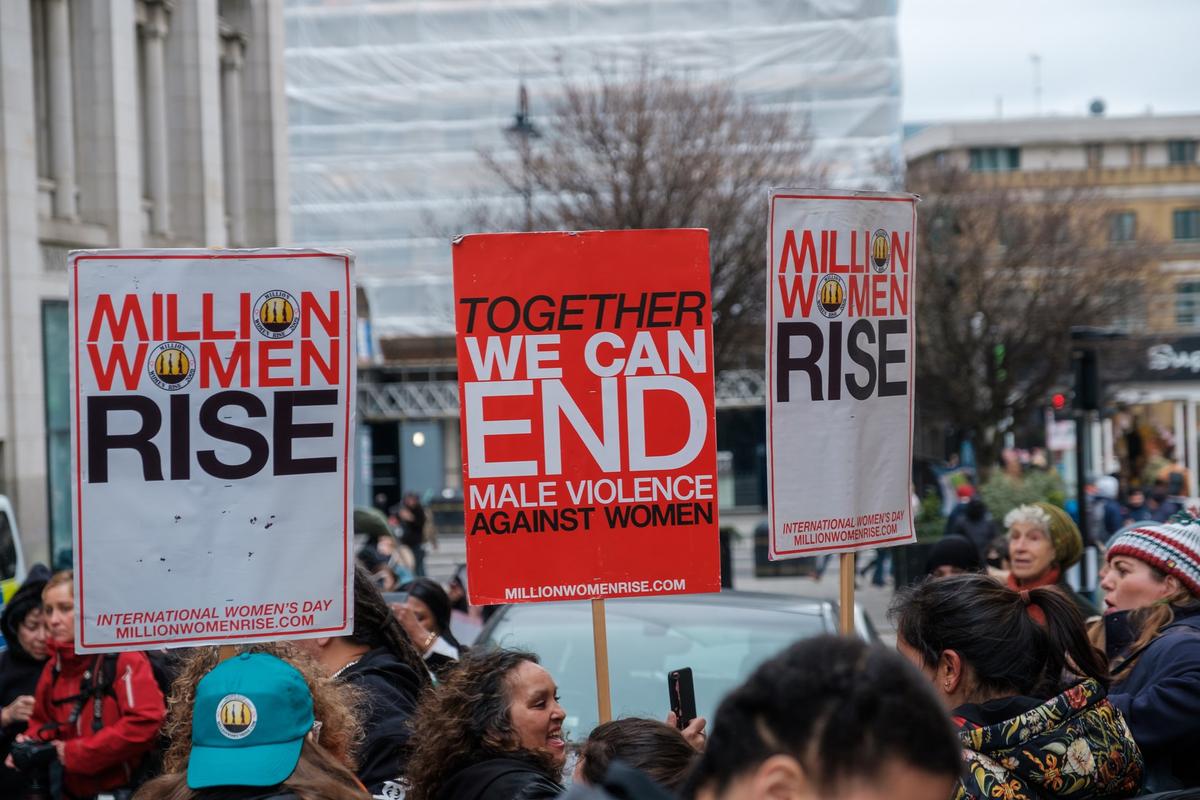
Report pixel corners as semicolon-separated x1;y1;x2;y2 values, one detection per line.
766;190;918;563
452;230;721;606
70;249;356;652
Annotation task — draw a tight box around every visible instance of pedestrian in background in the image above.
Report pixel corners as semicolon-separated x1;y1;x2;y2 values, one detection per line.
135;651;368;799
0;564;50;796
395;577;465;678
295;567;430;794
923;535;983;578
396;492;431;578
891;574;1143;800
1098;519;1200;790
683;635;960;800
405;648;566;800
1004;502;1096;619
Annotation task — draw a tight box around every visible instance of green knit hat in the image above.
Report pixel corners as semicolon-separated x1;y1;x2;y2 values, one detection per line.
1033;502;1084;568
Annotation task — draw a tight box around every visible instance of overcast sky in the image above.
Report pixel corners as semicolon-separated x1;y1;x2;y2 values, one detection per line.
899;0;1199;123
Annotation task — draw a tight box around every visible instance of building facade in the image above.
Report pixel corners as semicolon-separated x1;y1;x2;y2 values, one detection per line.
905;113;1200;333
0;0;291;564
905;113;1200;495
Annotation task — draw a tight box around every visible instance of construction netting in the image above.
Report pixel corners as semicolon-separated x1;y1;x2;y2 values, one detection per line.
284;0;901;345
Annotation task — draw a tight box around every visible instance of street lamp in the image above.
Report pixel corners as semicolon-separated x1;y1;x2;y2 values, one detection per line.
505;81;541;231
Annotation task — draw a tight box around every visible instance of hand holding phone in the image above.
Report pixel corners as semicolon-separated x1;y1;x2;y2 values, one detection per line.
667;667;697;730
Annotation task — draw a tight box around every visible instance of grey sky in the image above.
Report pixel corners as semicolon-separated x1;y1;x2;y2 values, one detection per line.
900;0;1199;122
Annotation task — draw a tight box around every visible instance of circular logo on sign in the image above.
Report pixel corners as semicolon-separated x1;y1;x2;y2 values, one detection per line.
871;228;890;273
254;290;299;339
216;694;258;739
818;275;847;318
147;342;196;390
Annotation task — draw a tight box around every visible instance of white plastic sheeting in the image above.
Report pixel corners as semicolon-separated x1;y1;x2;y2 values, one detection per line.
284;0;901;343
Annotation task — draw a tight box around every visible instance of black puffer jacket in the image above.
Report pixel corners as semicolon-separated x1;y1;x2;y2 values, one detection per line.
435;756;561;800
340;647;424;794
0;565;50;796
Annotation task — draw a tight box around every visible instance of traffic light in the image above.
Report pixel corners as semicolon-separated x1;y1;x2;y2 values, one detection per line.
1051;393;1067;411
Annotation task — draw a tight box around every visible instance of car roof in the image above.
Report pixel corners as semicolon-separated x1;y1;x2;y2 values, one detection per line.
485;590;834;622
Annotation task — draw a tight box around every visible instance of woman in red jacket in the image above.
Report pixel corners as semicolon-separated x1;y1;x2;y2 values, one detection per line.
19;571;166;798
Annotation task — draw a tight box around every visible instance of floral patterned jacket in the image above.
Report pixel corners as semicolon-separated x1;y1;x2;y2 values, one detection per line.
952;680;1143;800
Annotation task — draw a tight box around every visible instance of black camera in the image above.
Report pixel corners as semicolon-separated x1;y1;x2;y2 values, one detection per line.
10;740;56;773
10;740;58;800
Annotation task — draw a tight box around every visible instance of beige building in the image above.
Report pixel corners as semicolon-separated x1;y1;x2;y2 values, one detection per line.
0;0;291;565
905;113;1200;331
906;113;1200;495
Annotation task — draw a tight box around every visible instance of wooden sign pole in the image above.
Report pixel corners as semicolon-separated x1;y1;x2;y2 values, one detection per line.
591;598;613;723
839;553;856;635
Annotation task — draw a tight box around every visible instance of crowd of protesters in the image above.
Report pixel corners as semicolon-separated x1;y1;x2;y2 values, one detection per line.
0;487;1196;798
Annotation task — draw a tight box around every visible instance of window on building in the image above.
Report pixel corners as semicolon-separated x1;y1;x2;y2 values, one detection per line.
1177;282;1200;328
1108;211;1136;242
1168;140;1197;165
1085;143;1103;169
1129;142;1147;167
1175;209;1200;240
968;147;1020;172
41;302;72;567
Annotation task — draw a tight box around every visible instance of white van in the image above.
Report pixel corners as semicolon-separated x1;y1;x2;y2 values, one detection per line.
0;495;27;604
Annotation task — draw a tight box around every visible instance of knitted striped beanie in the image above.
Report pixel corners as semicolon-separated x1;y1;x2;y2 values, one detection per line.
1106;520;1200;598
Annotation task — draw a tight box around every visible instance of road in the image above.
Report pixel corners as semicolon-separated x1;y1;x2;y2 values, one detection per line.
421;508;899;644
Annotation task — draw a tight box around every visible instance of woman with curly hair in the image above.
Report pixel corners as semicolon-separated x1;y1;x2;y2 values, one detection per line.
405;648;566;800
134;643;367;799
891;574;1143;800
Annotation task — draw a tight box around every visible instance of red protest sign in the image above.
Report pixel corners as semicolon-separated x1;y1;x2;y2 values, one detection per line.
453;230;720;605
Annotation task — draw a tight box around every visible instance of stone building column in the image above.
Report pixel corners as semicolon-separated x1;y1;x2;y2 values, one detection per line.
142;1;171;235
220;32;246;246
45;0;78;219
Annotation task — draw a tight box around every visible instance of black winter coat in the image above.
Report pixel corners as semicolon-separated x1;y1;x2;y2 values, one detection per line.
340;647;424;795
435;757;561;800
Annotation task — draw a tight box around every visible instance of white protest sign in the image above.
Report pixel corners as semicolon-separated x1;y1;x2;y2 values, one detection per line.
70;249;356;652
767;190;917;559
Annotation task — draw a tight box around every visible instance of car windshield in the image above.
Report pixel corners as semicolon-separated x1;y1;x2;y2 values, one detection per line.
482;595;826;739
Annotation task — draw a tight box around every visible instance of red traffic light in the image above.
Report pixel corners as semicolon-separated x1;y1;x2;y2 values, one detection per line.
1052;393;1067;410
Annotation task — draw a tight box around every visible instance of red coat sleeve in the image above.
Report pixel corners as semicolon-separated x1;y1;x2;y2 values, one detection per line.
61;653;165;775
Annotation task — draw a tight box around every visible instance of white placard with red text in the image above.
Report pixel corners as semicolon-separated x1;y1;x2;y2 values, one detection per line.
70;249;356;652
767;190;918;559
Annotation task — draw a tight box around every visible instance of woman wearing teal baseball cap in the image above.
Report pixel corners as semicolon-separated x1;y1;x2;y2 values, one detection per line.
135;652;368;799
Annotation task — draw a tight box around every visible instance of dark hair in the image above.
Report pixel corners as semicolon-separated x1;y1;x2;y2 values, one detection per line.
924;534;983;575
684;636;959;798
0;564;51;659
890;574;1108;700
350;566;432;691
401;578;461;650
581;718;696;791
135;740;367;800
405;649;560;800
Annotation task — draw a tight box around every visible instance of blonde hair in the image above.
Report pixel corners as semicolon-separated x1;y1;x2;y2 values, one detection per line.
43;570;73;597
159;642;363;776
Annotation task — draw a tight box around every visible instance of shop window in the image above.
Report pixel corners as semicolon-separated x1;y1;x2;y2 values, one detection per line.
42;301;71;567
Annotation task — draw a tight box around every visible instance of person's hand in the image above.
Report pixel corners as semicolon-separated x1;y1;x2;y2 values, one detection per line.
0;695;34;727
665;712;707;751
390;602;431;647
